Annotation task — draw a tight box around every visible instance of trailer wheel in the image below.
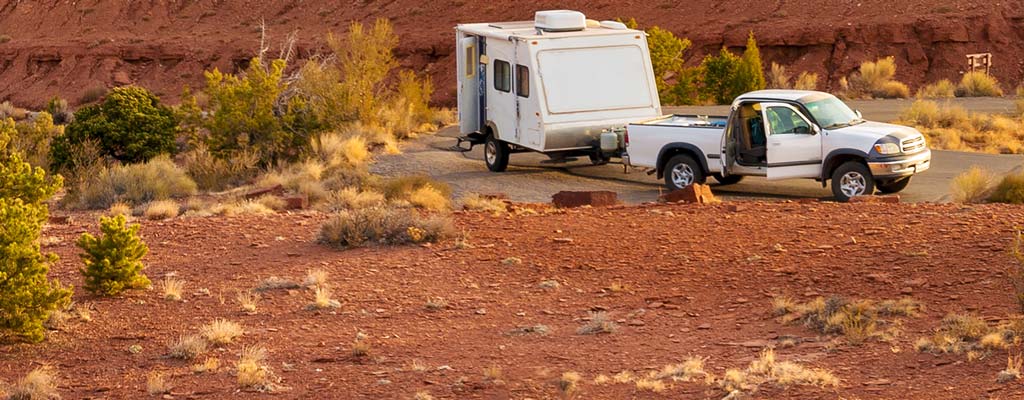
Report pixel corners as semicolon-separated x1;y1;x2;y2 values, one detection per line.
484;134;510;172
831;161;875;202
663;154;705;191
589;152;610;166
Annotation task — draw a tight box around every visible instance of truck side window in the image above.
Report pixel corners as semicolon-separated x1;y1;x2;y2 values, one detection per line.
515;65;530;98
494;60;511;92
766;107;811;135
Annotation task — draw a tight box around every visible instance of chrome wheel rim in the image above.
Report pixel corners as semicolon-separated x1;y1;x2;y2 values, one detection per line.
840;171;867;197
485;140;497;165
670;163;694;188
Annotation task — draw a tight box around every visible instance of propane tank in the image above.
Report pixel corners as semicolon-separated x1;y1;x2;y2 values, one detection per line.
600;131;619;152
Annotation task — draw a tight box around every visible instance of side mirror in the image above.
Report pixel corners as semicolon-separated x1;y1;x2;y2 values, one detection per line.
855;110;863;119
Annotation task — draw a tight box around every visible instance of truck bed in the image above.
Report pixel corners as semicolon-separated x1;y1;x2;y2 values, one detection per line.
626;114;728;173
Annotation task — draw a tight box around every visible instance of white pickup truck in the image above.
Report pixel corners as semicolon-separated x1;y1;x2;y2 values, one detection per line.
623;90;931;201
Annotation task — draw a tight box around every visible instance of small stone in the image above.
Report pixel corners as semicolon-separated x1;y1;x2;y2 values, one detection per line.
697;323;712;330
648;301;664;309
552;237;574;244
475;309;487;315
900;287;914;295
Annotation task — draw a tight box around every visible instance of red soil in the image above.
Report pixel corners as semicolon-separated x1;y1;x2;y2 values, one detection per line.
0;1;1022;108
2;201;1024;399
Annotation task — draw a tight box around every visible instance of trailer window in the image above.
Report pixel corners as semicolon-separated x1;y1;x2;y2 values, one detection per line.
464;44;476;78
494;60;511;92
516;65;530;98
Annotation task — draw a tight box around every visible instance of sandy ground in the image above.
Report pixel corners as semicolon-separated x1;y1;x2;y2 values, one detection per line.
2;201;1024;399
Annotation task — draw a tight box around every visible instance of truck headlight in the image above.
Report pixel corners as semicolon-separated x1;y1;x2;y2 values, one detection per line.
873;143;901;155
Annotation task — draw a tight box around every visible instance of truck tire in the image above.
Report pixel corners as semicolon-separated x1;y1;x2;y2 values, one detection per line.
877;176;911;194
664;154;705;191
831;161;875;202
484;134;510;172
713;173;744;186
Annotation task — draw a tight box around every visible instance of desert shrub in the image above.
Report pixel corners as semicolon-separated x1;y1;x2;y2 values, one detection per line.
896;100;1023;153
144;200;181;220
793;72;818;90
646;26;696;105
7;366;61;399
0;130;71;343
461;193;507;213
78;214;151;296
203;57;317;165
956;71;1003;97
917;79;956;98
46;96;74;125
845;57;910;99
767;62;790;89
0;101;27;120
700;32;765;104
311;132;370;169
775;296;917;344
989;174;1024;204
951;166;993;203
73;155;197;209
182;144;260;191
11;112;63;169
318;206;454;248
324;187;385;211
380;175;452;204
51;86;177;171
386;70;435;138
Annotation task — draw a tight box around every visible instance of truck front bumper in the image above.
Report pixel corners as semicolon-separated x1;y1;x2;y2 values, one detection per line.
868;149;931;179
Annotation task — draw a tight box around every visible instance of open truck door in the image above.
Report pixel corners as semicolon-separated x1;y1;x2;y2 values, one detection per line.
457;36;481;134
719;105;737;176
761;102;822;180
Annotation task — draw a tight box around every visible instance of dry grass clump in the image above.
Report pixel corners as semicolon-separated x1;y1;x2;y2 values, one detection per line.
483;365;503;383
407;184;450;210
108;201;132;217
191;357;220;374
917;79;956;98
182;144;260;191
72;155;198;209
159;277;185;301
634;378;666;392
351;340;371;358
413;391;435;400
6;366;60;400
318;206;455;248
793;72;818;91
205;201;276;217
577;311;618;335
556;371;581;396
844;57;909;99
988;174;1024;204
898;100;1024;154
956;71;1003;97
913;313;1024;358
200;319;243;345
460;193;507;214
773;296;918;344
719;348;839;396
653;356;713;383
303;268;329;288
424;297;448;311
766;63;817;90
307;286;341;310
168;334;208;360
146;371;172;395
950;166;994;203
144;199;181;220
255;276;301;292
255;195;286;211
998;353;1023;383
237;345;276;392
380;175;452;209
324;187;385;211
312;133;371;168
236;290;260;314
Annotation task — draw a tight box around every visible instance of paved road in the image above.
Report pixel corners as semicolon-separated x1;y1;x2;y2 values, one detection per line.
372;97;1023;204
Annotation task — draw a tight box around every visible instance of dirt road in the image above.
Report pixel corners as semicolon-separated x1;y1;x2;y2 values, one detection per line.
372;125;1024;204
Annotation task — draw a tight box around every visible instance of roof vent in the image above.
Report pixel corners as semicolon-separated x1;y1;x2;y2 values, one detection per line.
534;10;586;32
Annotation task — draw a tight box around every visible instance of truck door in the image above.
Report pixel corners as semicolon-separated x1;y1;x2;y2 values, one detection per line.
457;35;481;134
719;105;738;175
762;102;822;180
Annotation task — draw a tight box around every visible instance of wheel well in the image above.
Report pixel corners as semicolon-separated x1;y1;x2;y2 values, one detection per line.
824;154;867;182
657;148;704;179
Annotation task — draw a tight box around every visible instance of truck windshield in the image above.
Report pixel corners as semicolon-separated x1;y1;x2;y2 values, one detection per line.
802;97;863;129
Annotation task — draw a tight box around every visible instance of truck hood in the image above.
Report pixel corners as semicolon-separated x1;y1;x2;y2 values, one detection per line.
830;121;922;141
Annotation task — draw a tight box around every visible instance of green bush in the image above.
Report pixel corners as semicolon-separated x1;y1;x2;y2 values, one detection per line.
646;26;693;104
699;32;765;104
989;174;1024;204
12;112;63;169
318;206;454;248
0;126;71;343
51;86;177;171
73;155;197;209
956;71;1004;97
78;214;151;295
736;32;766;94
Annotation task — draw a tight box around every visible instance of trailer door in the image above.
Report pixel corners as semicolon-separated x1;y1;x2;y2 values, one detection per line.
457;35;481;134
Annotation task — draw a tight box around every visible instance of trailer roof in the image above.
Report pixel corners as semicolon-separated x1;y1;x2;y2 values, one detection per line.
456;21;642;40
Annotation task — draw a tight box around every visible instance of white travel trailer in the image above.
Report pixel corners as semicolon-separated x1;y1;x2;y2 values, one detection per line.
454;10;662;171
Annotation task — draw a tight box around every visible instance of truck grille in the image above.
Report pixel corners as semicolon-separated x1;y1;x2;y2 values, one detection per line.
901;136;925;153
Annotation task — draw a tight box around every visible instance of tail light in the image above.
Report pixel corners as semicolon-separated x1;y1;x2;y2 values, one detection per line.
624;127;629;147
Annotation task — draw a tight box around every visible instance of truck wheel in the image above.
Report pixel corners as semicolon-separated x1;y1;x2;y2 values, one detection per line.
484;134;510;172
877;176;911;194
831;161;875;202
664;154;705;191
712;173;744;186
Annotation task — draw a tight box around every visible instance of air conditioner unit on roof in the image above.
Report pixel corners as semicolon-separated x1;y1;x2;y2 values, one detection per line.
534;10;586;32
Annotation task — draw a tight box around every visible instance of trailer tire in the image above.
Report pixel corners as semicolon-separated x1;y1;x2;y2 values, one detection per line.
589;152;610;166
712;173;744;186
663;154;705;191
484;134;510;172
831;161;875;202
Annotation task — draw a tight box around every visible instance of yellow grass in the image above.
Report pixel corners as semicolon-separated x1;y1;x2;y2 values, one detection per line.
146;371;172;395
237;345;274;391
200;319;243;345
168;334;208;360
191;357;220;374
159;277;185;301
407;184;450;210
236;290;260;314
950;166;993;203
108;201;132;217
7;366;60;400
144;199;181;220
